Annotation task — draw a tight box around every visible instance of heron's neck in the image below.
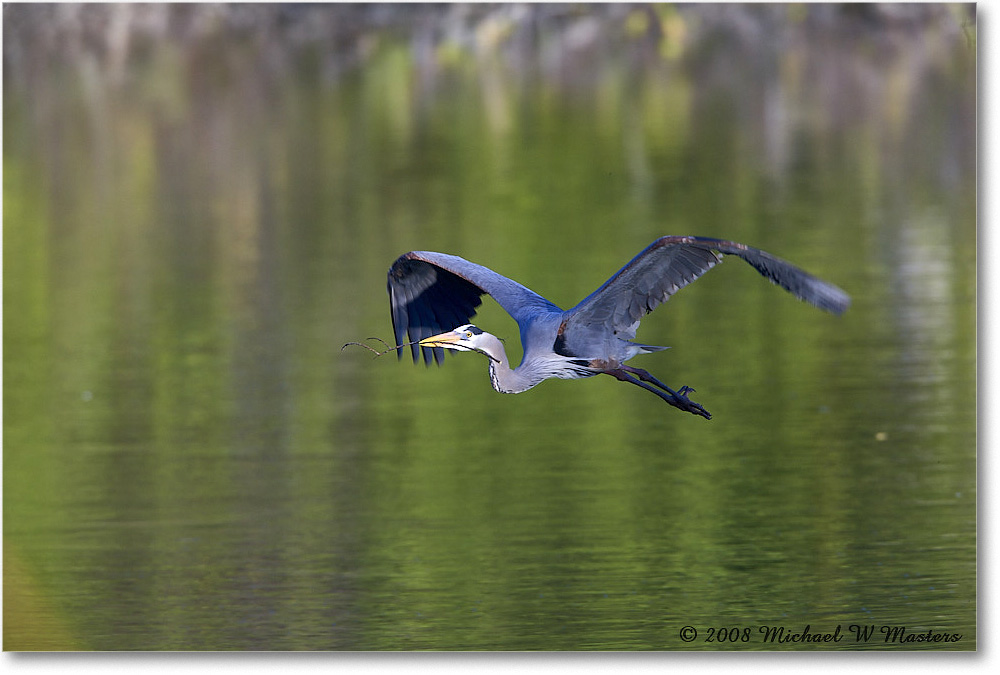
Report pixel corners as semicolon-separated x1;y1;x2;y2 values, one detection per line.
483;335;539;394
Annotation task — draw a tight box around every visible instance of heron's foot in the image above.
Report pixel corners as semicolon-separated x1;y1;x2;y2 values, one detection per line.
605;368;712;420
670;385;711;420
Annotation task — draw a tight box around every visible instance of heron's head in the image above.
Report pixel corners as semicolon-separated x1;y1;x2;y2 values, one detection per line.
418;324;502;362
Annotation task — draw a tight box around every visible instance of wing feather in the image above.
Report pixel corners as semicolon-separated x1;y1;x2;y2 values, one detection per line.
387;251;562;364
561;236;850;353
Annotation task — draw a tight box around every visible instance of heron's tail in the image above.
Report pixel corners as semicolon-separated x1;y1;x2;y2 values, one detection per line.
632;343;670;354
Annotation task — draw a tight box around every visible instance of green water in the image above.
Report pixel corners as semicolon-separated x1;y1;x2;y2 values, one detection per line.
4;5;975;650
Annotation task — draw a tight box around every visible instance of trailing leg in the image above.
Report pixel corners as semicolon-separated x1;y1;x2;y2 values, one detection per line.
604;368;711;419
622;365;694;397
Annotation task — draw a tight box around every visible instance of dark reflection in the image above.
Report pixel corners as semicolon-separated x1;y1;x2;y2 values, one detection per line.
4;4;975;650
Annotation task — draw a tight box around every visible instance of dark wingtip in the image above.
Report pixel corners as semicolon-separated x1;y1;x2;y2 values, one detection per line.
707;237;851;316
802;277;851;315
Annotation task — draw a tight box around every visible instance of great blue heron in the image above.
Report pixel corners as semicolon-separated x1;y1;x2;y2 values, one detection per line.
385;236;849;419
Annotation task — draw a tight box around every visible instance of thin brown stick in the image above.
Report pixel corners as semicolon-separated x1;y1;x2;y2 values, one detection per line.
341;336;419;359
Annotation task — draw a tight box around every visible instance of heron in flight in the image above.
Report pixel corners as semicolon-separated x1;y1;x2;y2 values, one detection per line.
385;236;849;419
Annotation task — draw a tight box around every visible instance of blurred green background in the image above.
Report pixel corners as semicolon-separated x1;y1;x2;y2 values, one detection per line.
4;4;975;650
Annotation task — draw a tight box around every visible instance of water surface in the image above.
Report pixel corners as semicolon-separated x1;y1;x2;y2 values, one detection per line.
4;4;975;650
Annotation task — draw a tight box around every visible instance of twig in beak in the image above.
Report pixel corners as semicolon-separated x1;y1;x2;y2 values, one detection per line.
342;336;421;359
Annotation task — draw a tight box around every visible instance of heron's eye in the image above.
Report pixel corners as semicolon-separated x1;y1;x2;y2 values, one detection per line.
465;331;473;339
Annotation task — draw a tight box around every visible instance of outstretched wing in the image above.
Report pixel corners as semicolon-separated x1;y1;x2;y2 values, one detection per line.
560;236;850;351
387;251;562;365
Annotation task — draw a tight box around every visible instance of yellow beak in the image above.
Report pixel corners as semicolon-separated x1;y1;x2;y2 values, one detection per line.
418;330;463;348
